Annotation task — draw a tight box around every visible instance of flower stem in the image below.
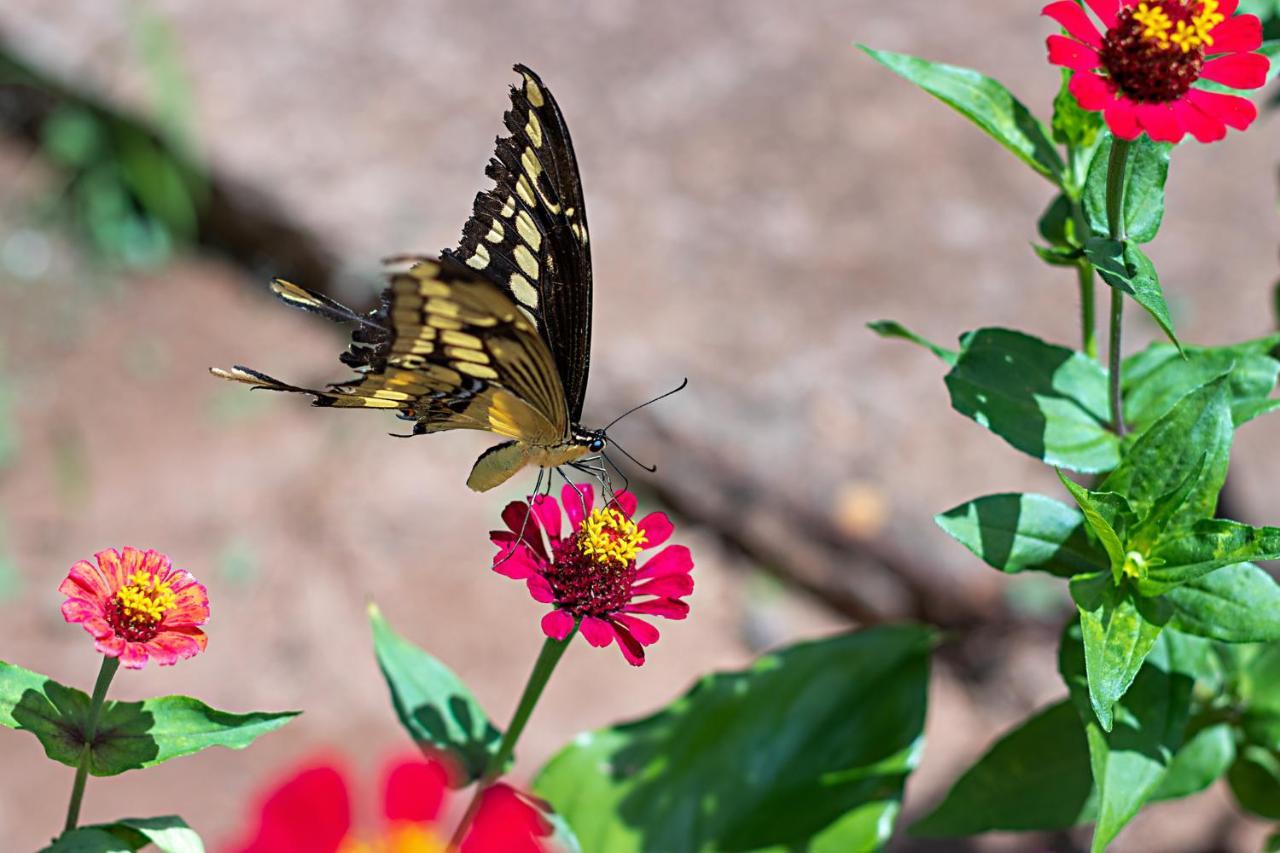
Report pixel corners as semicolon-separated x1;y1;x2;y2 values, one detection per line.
1078;259;1097;361
448;630;575;850
63;656;119;833
1105;138;1132;435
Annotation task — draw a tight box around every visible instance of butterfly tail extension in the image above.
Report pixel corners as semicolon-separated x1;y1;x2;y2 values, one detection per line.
269;278;385;330
208;366;402;409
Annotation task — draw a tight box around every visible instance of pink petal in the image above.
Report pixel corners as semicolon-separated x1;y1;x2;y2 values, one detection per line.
1043;1;1104;48
500;503;547;559
1104;98;1142;139
637;544;693;580
526;575;556;603
608;491;639;518
1173;98;1227;142
611;623;646;666
1135;103;1183;142
1220;0;1240;15
94;549;128;590
637;512;674;549
383;759;449;823
79;617;113;640
95;634;125;658
1047;35;1101;71
530;494;562;542
60;560;112;603
61;597;103;624
611;614;660;646
1085;0;1120;29
139;549;171;577
561;483;594;528
492;544;542;580
1069;71;1113;110
623;598;690;619
541;610;576;640
118;641;150;669
1202;53;1270;89
1208;13;1263;54
579;616;614;647
632;573;694;598
1187;88;1258;130
119;547;145;578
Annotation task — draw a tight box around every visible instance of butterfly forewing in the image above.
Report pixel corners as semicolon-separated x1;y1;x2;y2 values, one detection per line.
447;64;594;423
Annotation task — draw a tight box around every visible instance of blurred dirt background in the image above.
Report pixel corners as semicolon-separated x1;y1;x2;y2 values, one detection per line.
1;1;1278;850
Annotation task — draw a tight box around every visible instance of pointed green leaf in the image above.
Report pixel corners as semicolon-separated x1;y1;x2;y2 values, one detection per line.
1084;239;1179;349
534;625;933;853
911;700;1095;835
866;320;957;365
1083;136;1171;244
370;605;501;784
0;660;296;776
1145;521;1280;595
1060;625;1202;852
935;492;1106;577
44;817;203;853
1149;723;1236;801
1128;454;1207;553
859;47;1063;181
1166;563;1280;643
1229;745;1280;819
1057;473;1130;581
1052;70;1104;152
1070;574;1170;730
945;328;1117;471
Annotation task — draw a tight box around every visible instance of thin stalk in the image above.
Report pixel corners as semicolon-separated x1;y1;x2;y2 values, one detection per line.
1105;138;1132;435
63;656;120;833
1078;260;1097;360
448;630;575;849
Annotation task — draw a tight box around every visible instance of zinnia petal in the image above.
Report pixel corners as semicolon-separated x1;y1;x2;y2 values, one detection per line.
1047;35;1102;71
631;573;695;598
461;784;549;853
623;598;691;619
1219;0;1241;16
1069;71;1114;110
1135;103;1183;142
59;560;111;602
637;512;674;549
233;763;352;853
610;622;647;666
579;616;614;647
636;544;693;580
1085;0;1120;29
530;494;562;542
119;641;150;670
95;634;125;658
1207;13;1263;54
1104;98;1142;139
608;490;639;518
1173;98;1227;142
541;609;576;640
493;544;542;580
94;548;128;590
61;597;103;625
383;758;448;823
612;614;660;646
1201;53;1270;90
1043;0;1104;48
526;575;556;603
561;483;594;528
1187;88;1258;130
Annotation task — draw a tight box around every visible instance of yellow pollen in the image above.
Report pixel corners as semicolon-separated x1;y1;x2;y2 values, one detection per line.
578;508;647;566
116;569;177;625
1134;3;1173;44
339;824;445;853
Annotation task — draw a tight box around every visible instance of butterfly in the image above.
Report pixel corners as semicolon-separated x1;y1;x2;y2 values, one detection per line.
212;65;615;492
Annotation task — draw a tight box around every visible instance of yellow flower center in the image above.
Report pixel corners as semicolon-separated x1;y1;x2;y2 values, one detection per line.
115;569;177;628
340;824;446;853
1133;1;1224;52
578;508;647;566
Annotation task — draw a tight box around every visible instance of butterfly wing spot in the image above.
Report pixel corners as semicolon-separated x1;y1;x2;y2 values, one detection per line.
525;112;543;148
509;274;539;310
513;244;539;280
484;221;505;243
455;361;499;380
499;195;516;218
466;244;491;270
448;347;490;365
427;314;464;331
440;329;483;349
522;72;546;108
515;174;537;208
521;148;543;180
514;210;541;251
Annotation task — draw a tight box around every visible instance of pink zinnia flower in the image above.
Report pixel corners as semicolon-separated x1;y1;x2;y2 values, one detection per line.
1044;0;1269;142
229;754;548;853
59;547;209;669
491;485;694;666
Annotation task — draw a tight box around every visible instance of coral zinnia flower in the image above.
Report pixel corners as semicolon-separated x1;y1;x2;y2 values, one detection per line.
491;484;694;666
230;754;548;853
59;547;209;669
1044;0;1269;142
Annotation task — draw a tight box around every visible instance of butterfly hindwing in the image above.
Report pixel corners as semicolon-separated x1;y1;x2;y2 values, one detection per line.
447;64;593;423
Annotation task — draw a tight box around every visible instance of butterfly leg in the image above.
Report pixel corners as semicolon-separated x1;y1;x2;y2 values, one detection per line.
492;466;546;573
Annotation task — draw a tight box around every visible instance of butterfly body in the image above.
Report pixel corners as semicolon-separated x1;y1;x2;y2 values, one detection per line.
212;66;604;492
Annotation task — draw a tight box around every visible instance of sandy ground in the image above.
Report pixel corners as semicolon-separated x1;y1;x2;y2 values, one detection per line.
1;0;1279;850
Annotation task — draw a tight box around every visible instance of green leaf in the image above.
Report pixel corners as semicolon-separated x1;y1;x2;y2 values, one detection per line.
370;605;501;784
44;817;204;852
935;492;1106;577
1060;625;1201;852
0;660;295;776
1122;336;1280;431
1145;520;1280;596
1084;238;1180;349
1102;374;1234;533
1052;70;1104;153
865;320;957;366
1057;473;1131;581
945;328;1117;472
859;47;1063;181
1237;643;1280;715
1083;136;1171;244
1229;745;1280;819
1166;563;1280;643
1070;574;1170;730
1268;829;1280;853
912;700;1095;835
534;625;933;852
1149;723;1236;801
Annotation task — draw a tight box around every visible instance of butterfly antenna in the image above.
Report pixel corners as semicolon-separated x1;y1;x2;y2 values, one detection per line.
603;378;688;431
607;439;657;474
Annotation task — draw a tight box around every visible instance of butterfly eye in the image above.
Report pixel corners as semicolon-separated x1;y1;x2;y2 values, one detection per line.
589;438;606;452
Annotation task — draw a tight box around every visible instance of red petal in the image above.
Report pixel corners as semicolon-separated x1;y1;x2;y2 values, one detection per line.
94;549;128;591
608;491;638;518
233;762;352;853
636;544;693;580
61;597;103;624
1104;98;1142;139
1085;0;1120;29
119;642;150;669
460;784;548;853
61;559;112;603
611;614;660;646
94;634;125;658
1135;103;1183;142
631;573;694;598
1043;1;1103;48
1047;35;1101;71
499;503;548;561
610;622;647;666
637;512;674;549
530;494;562;542
541;609;576;640
1187;88;1258;130
383;758;448;823
144;631;202;665
1220;0;1240;15
579;616;614;647
492;544;542;580
526;575;556;603
623;598;690;619
1202;52;1270;89
1174;98;1227;142
561;483;593;528
1208;13;1262;54
1069;71;1113;110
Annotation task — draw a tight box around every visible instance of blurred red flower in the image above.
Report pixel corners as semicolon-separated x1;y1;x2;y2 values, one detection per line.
59;547;209;669
1044;0;1268;142
491;484;694;666
228;755;548;853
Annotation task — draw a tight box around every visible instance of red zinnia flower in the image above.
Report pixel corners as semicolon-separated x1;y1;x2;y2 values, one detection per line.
1044;0;1269;142
491;484;694;666
228;754;548;853
59;547;209;669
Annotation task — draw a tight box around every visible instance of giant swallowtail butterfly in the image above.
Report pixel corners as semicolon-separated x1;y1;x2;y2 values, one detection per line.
212;65;609;492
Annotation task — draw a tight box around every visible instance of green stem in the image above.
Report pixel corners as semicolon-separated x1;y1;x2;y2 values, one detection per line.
1105;138;1132;435
448;630;576;850
63;656;119;833
1078;260;1097;361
